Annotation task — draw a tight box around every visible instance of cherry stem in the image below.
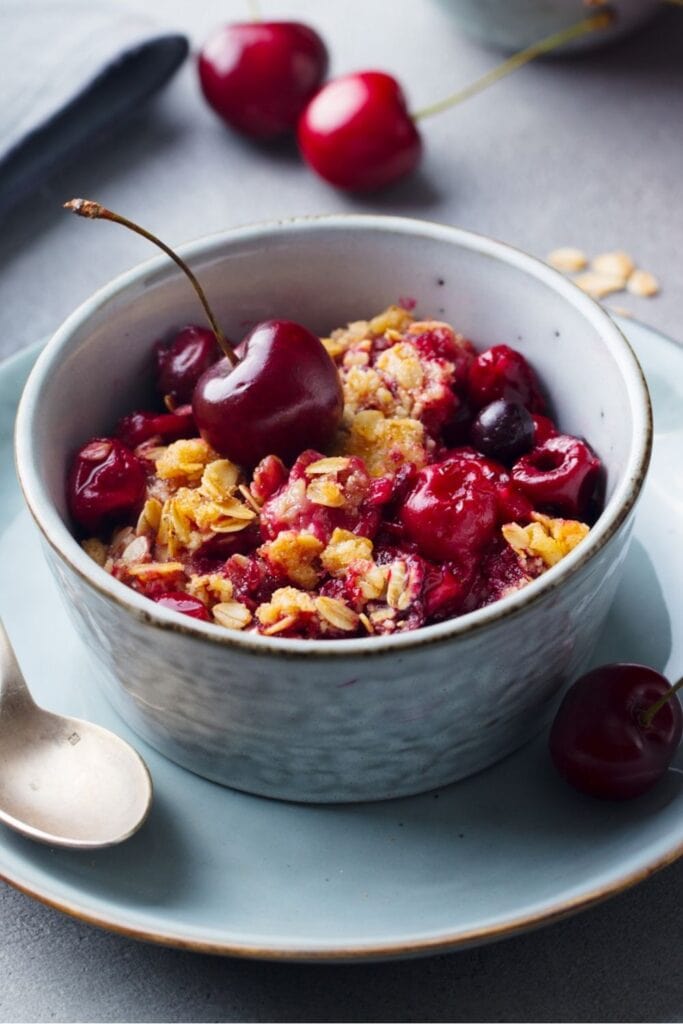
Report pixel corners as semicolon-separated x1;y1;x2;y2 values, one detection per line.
411;9;616;122
640;676;683;729
63;199;237;367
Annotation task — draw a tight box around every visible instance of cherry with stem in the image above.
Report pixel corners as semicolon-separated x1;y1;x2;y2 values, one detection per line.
298;10;616;191
63;199;343;469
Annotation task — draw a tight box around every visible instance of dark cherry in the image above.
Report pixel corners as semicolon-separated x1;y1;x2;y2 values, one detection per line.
400;455;498;563
549;664;683;800
116;406;195;448
67;438;146;533
470;399;534;464
297;71;422;191
155;326;219;404
467;344;545;413
512;434;601;518
193;320;343;467
153;592;211;621
198;21;328;139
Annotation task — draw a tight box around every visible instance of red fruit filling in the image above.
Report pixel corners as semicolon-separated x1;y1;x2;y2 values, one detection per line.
512;434;602;519
467;344;546;413
70;307;601;638
68;438;146;533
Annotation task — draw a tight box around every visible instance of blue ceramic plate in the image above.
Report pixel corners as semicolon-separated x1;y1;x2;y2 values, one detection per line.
0;319;681;962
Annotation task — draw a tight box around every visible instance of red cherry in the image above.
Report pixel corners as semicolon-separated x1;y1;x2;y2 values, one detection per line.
531;412;559;446
192;320;343;468
467;345;545;413
67;438;146;533
153;592;211;621
198;21;328;139
297;71;422;191
512;434;601;518
400;456;498;563
155;326;220;405
549;664;683;799
116;406;195;448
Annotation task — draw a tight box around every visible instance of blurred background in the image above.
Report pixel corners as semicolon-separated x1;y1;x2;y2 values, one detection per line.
1;0;682;362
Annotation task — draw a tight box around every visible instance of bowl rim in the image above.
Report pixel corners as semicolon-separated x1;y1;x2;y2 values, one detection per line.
14;213;653;658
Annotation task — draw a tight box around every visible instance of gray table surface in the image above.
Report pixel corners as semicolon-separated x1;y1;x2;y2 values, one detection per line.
1;1;682;1020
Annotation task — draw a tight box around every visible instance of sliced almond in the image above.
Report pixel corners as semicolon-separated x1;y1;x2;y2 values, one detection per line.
213;601;252;630
627;269;660;297
573;271;626;299
547;247;587;273
305;457;351;476
591;250;635;279
315;596;359;632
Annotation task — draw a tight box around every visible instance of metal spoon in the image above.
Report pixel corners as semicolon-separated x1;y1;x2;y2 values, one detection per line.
0;619;152;848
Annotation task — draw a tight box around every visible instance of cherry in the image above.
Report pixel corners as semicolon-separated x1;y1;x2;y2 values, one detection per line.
198;21;328;140
531;412;558;446
155;326;219;404
512;434;601;519
67;438;146;533
297;72;421;191
116;406;195;448
549;664;683;800
470;399;535;464
153;592;211;621
297;12;613;191
193;321;343;467
64;200;343;471
400;455;498;563
467;345;545;413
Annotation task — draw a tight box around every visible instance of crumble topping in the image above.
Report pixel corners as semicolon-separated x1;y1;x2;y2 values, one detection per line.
81;306;595;638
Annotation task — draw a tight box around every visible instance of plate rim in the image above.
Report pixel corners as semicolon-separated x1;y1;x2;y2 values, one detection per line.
1;318;682;962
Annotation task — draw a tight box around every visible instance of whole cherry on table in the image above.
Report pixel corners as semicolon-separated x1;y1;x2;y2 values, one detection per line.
550;665;683;800
198;21;328;139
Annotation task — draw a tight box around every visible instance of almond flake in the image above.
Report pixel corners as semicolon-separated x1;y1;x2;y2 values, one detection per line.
213;601;252;630
306;478;345;508
305;457;351;476
627;269;660;297
573;271;626;299
82;538;107;566
387;561;410;610
315;596;359;632
591;251;635;279
262;614;298;636
128;560;184;578
547;247;587;273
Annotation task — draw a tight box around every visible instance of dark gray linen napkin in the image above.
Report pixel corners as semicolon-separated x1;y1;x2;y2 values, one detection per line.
0;1;188;216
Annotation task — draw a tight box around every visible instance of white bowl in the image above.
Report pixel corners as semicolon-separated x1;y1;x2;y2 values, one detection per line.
435;0;661;52
15;216;652;802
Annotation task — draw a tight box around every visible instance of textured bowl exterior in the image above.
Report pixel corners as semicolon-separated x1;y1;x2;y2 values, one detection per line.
15;216;651;802
43;520;634;802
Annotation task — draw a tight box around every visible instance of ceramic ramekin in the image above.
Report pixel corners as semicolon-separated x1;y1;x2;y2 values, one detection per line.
15;216;652;802
434;0;661;52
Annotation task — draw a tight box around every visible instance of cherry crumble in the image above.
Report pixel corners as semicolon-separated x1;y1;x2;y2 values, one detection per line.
70;306;602;639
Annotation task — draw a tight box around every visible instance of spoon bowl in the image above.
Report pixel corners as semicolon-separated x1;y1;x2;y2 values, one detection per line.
0;620;152;848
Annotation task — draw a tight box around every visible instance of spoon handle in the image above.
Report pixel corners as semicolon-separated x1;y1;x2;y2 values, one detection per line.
0;619;34;710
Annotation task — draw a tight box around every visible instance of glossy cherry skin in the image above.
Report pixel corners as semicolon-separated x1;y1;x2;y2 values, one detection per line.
549;664;683;799
116;406;195;448
512;434;601;518
193;319;343;468
155;326;220;405
153;592;211;621
470;399;535;464
198;22;328;139
297;71;422;191
67;438;146;533
467;344;546;413
400;455;498;563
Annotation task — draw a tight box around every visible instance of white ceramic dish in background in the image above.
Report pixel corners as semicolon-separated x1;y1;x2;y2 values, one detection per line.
0;319;681;958
14;217;651;803
435;0;661;52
